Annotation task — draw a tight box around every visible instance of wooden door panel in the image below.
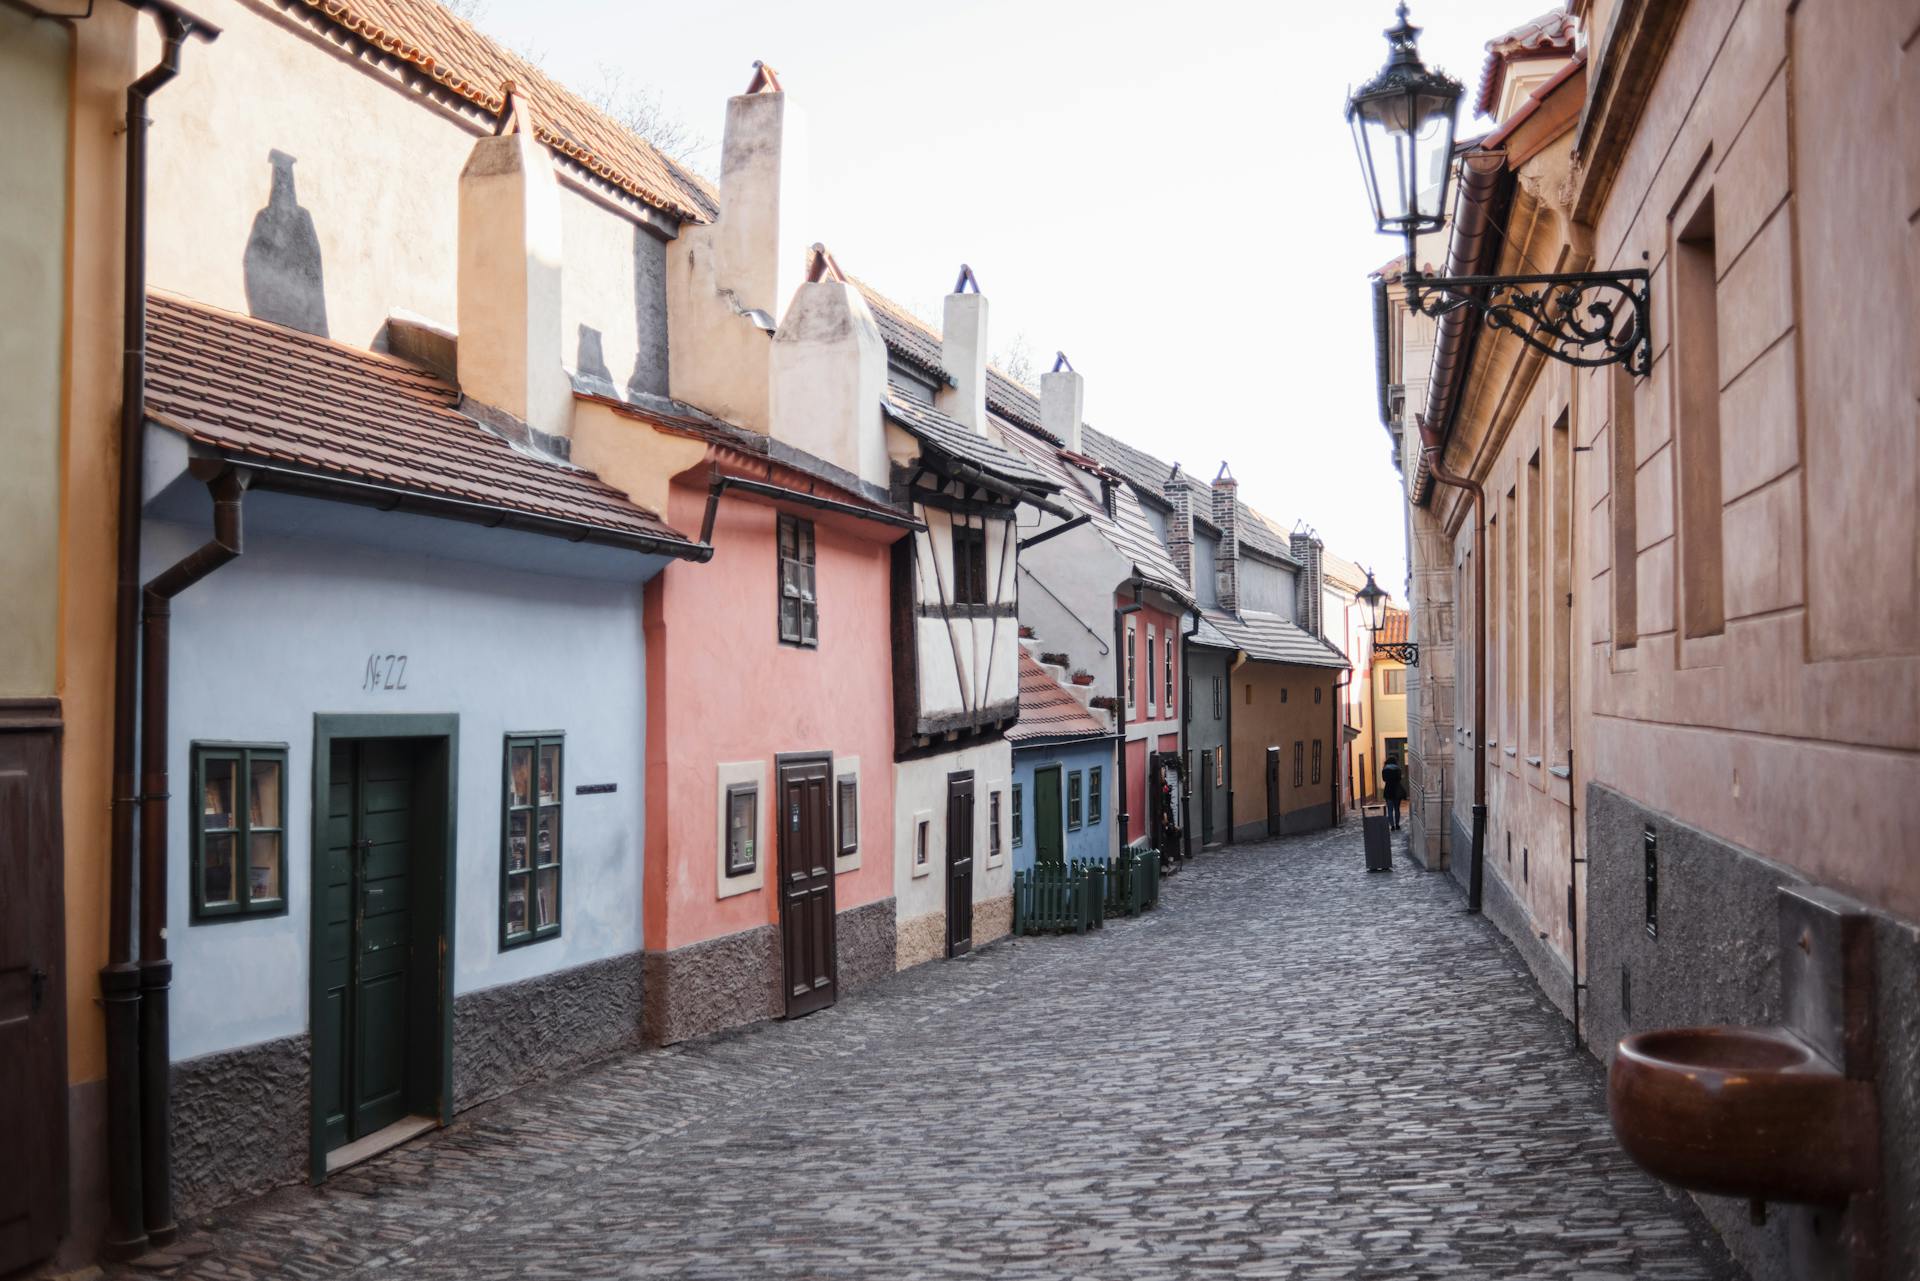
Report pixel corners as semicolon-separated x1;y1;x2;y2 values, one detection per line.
1034;768;1063;864
945;774;974;957
778;758;836;1018
353;741;414;1139
318;744;354;1151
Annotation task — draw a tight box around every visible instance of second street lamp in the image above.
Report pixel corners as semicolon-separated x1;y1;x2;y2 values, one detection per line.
1356;569;1418;666
1348;4;1653;374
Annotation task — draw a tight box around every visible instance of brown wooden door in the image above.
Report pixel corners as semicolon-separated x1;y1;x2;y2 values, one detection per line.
777;756;836;1018
945;772;974;957
1264;747;1281;837
0;709;66;1273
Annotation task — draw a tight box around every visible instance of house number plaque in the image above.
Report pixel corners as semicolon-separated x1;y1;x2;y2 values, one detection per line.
362;653;409;691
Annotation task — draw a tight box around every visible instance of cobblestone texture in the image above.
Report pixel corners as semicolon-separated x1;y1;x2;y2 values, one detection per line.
148;823;1744;1280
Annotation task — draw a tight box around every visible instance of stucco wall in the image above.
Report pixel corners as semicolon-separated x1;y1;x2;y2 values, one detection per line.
0;9;71;699
645;479;897;955
147;501;653;1062
1238;553;1297;620
1017;521;1130;705
1227;663;1341;839
909;506;1019;720
559;185;669;400
1010;739;1115;873
891;739;1013;935
1185;648;1231;845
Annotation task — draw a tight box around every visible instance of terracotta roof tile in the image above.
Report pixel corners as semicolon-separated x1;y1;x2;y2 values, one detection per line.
1379;607;1410;647
147;293;695;548
1475;7;1576;118
1006;649;1111;744
294;0;716;222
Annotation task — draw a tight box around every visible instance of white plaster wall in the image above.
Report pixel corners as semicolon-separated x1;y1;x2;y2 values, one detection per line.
560;183;669;399
768;280;890;488
1018;521;1131;701
891;740;1014;925
910;508;1020;717
150;519;649;1062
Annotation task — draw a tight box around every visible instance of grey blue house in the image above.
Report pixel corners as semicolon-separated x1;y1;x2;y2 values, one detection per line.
1007;650;1116;872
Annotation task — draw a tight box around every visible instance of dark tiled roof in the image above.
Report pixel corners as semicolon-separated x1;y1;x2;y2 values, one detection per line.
854;281;952;386
1379;607;1410;647
1202;610;1350;670
292;0;716;222
985;369;1052;439
147;294;695;547
1476;8;1576;118
1236;503;1300;566
1189;613;1239;651
882;396;1057;493
1006;649;1111;744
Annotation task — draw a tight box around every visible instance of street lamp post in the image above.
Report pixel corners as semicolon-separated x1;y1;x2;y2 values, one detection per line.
1357;569;1418;666
1348;4;1653;375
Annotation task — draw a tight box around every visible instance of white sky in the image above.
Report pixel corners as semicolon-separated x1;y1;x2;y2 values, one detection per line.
474;0;1553;594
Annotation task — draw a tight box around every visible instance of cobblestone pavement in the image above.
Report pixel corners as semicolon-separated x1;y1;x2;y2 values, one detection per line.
151;823;1743;1280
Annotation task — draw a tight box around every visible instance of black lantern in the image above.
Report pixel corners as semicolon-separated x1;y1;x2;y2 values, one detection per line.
1349;4;1654;374
1355;570;1389;635
1347;4;1461;246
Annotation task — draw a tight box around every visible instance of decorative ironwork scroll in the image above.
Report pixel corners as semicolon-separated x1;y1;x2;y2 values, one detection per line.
1405;269;1652;376
1373;640;1420;667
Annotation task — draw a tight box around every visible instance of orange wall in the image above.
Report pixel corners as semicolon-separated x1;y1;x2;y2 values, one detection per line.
644;476;897;952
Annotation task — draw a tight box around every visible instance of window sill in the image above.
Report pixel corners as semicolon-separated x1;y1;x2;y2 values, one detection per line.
1548;764;1572;779
1503;746;1518;757
1525;755;1542;767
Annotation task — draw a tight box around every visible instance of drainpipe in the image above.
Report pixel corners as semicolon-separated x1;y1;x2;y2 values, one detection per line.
1419;438;1487;913
103;4;218;1257
1331;669;1349;825
1112;588;1142;850
1225;649;1245;844
137;465;245;1244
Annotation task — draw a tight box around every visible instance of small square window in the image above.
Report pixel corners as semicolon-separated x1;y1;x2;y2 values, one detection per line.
836;776;858;856
1281;687;1289;704
726;783;759;876
990;791;1003;859
1088;766;1103;825
1067;771;1083;831
916;819;930;866
504;734;563;947
192;744;288;921
952;526;989;606
1011;784;1024;847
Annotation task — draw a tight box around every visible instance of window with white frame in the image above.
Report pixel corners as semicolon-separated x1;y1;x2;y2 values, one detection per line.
1163;635;1175;714
1126;619;1137;712
1146;627;1157;718
778;513;818;647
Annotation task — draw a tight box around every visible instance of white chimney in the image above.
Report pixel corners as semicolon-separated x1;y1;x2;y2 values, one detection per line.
938;265;988;435
1041;354;1084;455
457;91;571;442
769;246;889;488
666;63;808;435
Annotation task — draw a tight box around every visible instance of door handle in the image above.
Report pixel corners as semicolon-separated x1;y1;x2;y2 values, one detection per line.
30;967;49;1013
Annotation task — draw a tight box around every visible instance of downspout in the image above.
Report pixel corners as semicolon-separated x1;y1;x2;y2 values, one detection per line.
1112;588;1142;850
1331;669;1349;825
103;5;217;1258
1420;437;1487;914
1225;649;1246;844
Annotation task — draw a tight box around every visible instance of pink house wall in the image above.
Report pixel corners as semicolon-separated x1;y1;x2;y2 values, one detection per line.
643;476;898;952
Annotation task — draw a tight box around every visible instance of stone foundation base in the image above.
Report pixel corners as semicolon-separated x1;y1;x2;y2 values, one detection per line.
644;926;780;1047
171;1033;309;1219
896;910;945;970
836;897;897;994
974;894;1012;946
453;950;645;1111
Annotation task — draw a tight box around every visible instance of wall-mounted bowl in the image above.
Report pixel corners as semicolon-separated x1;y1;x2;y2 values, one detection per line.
1608;1025;1877;1205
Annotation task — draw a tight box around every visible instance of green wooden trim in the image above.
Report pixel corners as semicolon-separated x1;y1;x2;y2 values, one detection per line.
307;712;459;1186
1010;782;1023;847
1088;766;1104;827
1067;769;1083;831
501;732;564;950
189;741;289;923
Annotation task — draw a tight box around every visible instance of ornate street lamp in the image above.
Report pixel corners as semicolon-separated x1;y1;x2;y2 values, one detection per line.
1356;569;1418;666
1349;5;1652;374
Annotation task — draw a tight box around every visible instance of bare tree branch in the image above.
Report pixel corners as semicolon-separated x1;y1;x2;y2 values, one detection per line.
576;63;714;178
992;333;1039;388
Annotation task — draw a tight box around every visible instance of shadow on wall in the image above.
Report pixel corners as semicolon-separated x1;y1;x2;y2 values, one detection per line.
244;149;328;338
628;222;668;399
577;324;613;391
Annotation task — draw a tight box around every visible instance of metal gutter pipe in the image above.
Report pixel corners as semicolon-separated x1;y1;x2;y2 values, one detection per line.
137;465;244;1242
103;5;216;1257
699;471;923;545
1017;512;1089;552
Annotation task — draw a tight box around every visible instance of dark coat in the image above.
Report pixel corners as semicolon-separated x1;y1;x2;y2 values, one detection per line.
1381;762;1404;802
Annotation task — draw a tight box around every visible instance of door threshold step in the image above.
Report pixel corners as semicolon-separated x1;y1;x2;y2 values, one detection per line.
326;1114;438;1174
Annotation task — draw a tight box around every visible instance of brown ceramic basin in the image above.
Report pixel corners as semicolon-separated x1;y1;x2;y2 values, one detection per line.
1608;1026;1877;1205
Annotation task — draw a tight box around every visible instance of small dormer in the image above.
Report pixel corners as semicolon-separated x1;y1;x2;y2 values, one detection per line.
1475;8;1576;125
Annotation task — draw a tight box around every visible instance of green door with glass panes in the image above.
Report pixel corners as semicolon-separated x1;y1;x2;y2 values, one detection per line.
318;738;419;1149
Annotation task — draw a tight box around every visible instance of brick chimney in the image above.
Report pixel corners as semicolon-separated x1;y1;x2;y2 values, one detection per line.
769;245;889;488
1041;353;1084;455
1164;464;1194;592
1291;530;1325;637
938;265;988;435
666;62;808;434
457;89;571;444
1211;462;1239;615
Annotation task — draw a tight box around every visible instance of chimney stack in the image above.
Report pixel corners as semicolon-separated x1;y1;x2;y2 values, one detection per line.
1211;463;1240;616
666;63;808;434
458;87;572;443
1164;464;1194;591
1041;353;1083;455
1291;530;1325;637
769;245;890;488
939;265;988;435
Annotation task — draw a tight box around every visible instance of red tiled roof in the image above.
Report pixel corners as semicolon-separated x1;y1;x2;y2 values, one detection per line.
1475;7;1576;118
1006;650;1110;744
294;0;716;222
1379;607;1410;647
147;293;695;548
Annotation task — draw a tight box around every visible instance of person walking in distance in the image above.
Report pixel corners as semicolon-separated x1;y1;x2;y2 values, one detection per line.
1381;755;1404;831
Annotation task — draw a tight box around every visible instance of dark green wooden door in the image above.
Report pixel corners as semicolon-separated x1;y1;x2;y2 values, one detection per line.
319;739;416;1150
1033;767;1063;864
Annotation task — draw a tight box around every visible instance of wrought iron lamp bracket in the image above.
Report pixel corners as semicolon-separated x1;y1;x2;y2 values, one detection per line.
1402;267;1653;376
1373;640;1420;667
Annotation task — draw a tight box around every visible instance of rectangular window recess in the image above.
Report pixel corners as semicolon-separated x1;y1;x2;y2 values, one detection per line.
503;733;564;948
191;742;289;922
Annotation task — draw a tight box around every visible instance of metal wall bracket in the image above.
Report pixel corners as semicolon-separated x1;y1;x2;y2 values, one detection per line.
1373;640;1420;666
1403;268;1652;375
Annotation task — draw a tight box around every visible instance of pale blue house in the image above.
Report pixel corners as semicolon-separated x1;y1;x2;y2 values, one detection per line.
1008;650;1116;873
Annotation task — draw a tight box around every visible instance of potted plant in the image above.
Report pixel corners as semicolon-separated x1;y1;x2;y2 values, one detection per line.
1018;624;1035;639
1070;670;1094;686
1090;694;1120;713
1040;651;1070;668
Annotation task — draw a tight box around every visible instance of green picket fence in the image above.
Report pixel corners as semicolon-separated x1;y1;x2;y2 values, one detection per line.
1013;860;1103;935
1104;846;1161;918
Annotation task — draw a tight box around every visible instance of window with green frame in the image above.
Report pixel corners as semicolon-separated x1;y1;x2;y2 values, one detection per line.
1067;770;1083;830
1011;783;1023;847
503;734;564;948
191;743;287;921
1088;766;1103;825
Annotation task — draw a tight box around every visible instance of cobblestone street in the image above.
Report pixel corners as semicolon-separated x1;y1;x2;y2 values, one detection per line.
153;824;1742;1280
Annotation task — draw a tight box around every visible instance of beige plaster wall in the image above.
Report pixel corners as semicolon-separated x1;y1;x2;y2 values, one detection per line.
0;8;73;699
1577;0;1920;922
